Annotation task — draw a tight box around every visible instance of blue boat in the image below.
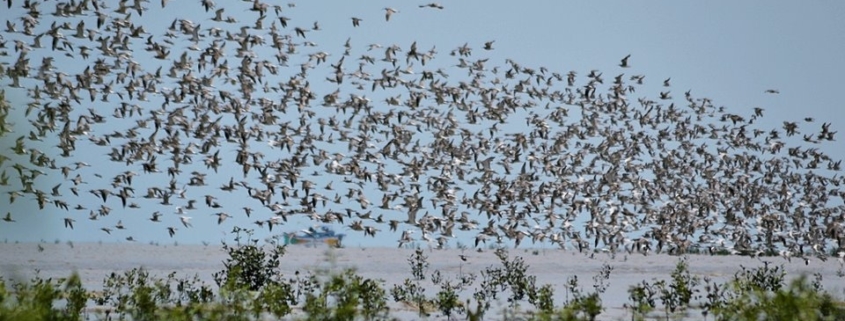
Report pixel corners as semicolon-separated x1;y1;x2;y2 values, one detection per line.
283;226;345;247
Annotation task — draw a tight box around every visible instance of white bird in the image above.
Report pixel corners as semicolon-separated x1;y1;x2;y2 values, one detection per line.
398;229;414;248
180;215;192;228
384;7;398;21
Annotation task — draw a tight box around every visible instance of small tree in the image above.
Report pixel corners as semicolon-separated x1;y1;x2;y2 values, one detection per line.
212;227;288;292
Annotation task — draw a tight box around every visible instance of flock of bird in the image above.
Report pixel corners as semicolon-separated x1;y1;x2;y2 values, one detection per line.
1;0;844;264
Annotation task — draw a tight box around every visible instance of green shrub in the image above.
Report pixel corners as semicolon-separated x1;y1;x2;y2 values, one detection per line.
212;227;287;292
528;284;556;316
733;261;785;293
713;275;845;321
4;231;845;321
626;280;656;321
664;257;700;314
491;248;538;309
301;268;388;321
559;275;603;321
435;279;463;319
0;273;86;321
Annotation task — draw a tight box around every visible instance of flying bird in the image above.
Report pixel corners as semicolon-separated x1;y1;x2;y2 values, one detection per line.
214;212;230;224
180;215;193;228
64;218;75;229
384;7;398;21
0;0;842;266
619;54;631;68
419;3;444;9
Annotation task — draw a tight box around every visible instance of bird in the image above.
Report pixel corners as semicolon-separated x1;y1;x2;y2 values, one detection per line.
0;0;841;267
364;226;379;237
180;215;193;228
214;212;230;224
150;211;162;222
384;7;398;21
419;3;444;9
64;218;75;229
619;54;631;68
398;230;414;248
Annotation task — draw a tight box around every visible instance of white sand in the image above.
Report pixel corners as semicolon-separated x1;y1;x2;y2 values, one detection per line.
1;242;843;320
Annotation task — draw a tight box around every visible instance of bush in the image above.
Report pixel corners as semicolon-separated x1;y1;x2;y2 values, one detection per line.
212;227;288;292
713;275;845;321
0;273;87;321
3;231;844;321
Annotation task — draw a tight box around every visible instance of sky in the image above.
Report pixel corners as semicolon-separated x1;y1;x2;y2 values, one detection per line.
1;1;844;248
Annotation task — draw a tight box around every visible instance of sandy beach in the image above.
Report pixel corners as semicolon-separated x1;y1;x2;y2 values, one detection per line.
1;242;843;320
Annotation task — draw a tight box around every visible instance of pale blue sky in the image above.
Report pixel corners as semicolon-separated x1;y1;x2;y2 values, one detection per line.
1;1;843;248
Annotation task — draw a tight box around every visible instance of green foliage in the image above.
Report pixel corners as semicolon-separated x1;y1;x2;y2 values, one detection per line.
252;281;295;319
0;273;86;321
358;277;389;320
100;267;162;320
408;248;428;281
91;227;296;321
704;263;845;320
212;227;287;292
287;248;389;320
701;276;727;320
592;263;613;295
732;261;785;293
391;248;434;317
712;275;845;321
435;279;462;319
558;275;603;321
3;236;844;321
528;284;556;315
390;277;431;317
623;259;845;321
627;280;657;321
211;227;295;320
300;269;388;321
624;257;699;320
663;257;700;314
489;248;538;309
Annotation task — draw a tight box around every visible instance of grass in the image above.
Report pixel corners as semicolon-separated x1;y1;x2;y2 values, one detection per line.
1;232;844;321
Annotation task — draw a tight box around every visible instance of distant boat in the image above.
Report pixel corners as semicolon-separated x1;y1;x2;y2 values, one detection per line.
283;226;345;247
